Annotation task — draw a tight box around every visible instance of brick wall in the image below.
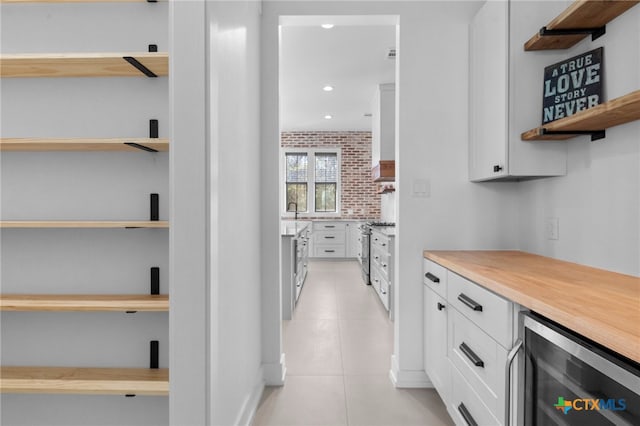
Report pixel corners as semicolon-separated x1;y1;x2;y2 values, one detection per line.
281;131;380;219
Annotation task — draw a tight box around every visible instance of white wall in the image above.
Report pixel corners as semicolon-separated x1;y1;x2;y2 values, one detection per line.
515;4;640;276
1;2;169;425
261;0;521;389
207;1;264;425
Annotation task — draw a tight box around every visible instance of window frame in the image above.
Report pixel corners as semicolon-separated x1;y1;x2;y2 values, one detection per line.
281;147;342;218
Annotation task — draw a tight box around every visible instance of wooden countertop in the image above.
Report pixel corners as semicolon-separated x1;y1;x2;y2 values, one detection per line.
423;250;640;363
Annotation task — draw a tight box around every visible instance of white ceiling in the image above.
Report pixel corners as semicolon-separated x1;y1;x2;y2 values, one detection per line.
280;19;397;132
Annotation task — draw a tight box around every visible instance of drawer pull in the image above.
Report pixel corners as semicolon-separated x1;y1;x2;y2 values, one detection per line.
324;225;335;228
425;272;440;283
459;342;484;368
458;293;483;312
325;250;335;253
458;403;478;426
324;236;335;239
437;302;445;311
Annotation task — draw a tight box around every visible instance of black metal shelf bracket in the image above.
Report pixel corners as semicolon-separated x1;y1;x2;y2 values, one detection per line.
123;45;159;78
124;119;160;152
541;128;606;141
150;340;159;369
539;25;606;41
150;193;159;221
151;267;160;295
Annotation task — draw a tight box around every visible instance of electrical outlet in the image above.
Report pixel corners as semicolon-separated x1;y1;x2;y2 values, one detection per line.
545;217;559;240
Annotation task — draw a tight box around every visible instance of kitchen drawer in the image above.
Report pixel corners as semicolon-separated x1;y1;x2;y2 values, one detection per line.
314;222;346;231
450;308;507;419
423;259;447;299
371;266;390;311
371;232;390;250
314;245;345;258
314;230;346;244
449;363;501;426
448;272;513;348
371;246;390;281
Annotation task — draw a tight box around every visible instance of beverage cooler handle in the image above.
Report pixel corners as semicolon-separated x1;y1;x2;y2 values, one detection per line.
504;338;523;426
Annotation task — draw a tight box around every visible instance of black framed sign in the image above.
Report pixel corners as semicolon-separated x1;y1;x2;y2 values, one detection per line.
542;47;603;124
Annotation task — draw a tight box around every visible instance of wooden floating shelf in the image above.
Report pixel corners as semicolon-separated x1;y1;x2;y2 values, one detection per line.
0;294;168;312
0;138;169;152
0;52;168;78
0;366;168;395
0;221;169;229
521;90;640;141
524;0;640;51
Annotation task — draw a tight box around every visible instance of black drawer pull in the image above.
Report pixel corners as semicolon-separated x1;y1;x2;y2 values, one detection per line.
458;293;483;312
325;250;335;253
324;236;335;239
324;225;335;228
437;302;445;311
425;272;440;283
493;165;503;173
458;403;478;426
459;342;484;368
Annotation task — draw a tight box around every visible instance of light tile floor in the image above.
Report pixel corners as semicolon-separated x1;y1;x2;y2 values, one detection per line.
252;260;454;426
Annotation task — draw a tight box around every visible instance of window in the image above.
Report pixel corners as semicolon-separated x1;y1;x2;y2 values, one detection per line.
283;149;341;215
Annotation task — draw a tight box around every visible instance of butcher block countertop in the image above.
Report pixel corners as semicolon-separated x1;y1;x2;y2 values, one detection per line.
423;250;640;363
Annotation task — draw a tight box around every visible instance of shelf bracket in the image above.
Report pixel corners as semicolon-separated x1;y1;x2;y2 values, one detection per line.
150;340;159;369
151;267;160;295
539;25;606;41
541;128;606;141
125;119;160;152
123;45;159;78
150;193;159;221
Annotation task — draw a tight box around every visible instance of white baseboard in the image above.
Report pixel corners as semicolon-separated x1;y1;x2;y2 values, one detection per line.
262;352;286;386
235;367;265;426
389;354;433;388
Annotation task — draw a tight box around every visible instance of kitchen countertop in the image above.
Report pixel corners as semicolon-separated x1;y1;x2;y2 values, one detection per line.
371;226;395;237
423;250;640;363
281;221;311;237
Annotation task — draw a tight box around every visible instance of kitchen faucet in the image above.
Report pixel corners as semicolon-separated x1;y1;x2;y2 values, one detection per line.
287;202;299;220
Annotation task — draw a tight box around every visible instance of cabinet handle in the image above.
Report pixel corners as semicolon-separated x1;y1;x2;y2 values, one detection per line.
458;403;478;426
325;225;335;228
325;250;335;253
459;342;484;368
437;302;445;311
425;272;440;283
493;165;503;173
324;236;335;239
382;263;387;268
457;293;483;312
382;243;387;247
381;289;387;295
504;339;523;426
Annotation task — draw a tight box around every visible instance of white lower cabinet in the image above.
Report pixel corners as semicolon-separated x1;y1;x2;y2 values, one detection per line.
311;221;346;258
423;285;449;403
423;258;519;425
371;229;394;319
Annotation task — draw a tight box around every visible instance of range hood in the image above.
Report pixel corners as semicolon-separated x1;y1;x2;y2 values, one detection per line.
372;160;395;182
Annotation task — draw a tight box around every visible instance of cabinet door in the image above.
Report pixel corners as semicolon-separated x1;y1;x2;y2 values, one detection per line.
424;286;449;403
469;0;509;181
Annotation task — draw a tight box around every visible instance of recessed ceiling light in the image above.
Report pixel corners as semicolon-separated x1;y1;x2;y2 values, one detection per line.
324;115;333;120
321;24;334;29
323;85;334;92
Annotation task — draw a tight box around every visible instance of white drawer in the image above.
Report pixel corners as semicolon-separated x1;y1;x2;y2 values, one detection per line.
423;258;447;299
371;246;390;281
371;232;391;251
314;222;346;231
371;266;390;311
450;308;507;420
447;272;513;348
314;230;345;244
314;245;345;257
449;364;501;426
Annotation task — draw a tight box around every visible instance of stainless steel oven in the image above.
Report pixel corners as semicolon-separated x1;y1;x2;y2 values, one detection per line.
357;223;371;285
522;312;640;426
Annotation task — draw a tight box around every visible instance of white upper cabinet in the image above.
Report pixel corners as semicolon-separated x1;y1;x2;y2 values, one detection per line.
469;1;569;182
371;83;396;166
